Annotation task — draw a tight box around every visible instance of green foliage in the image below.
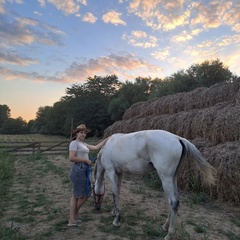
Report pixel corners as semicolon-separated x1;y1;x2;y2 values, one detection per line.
0;224;27;240
108;77;151;121
143;220;166;237
186;173;209;204
143;171;163;190
219;229;240;240
0;104;11;128
149;59;237;99
1;117;28;134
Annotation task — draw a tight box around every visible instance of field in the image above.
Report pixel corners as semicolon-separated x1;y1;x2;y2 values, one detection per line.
0;134;240;240
0;134;68;142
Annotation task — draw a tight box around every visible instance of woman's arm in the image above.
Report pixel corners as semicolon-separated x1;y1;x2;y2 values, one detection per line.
87;137;109;151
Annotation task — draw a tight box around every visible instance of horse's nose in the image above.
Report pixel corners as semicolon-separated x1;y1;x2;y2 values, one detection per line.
95;203;101;210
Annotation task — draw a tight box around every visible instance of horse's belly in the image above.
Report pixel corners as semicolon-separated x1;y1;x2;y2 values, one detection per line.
116;161;154;175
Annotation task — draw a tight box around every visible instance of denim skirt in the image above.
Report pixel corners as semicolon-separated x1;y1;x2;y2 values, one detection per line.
70;163;87;198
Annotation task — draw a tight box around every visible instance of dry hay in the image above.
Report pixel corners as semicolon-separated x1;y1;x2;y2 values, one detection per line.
123;80;240;120
104;79;240;206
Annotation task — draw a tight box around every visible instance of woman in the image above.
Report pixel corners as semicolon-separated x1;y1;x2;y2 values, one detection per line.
68;124;108;227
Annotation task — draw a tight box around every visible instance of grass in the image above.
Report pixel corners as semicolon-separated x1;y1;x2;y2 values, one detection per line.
219;229;240;240
0;134;240;240
0;150;27;240
0;150;15;216
0;133;68;142
0;223;27;240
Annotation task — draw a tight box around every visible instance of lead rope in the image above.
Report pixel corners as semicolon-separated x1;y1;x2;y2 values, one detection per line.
92;183;105;205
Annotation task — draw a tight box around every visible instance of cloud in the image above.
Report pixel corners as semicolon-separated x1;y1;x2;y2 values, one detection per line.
34;11;42;16
0;3;5;14
171;30;193;43
128;0;190;31
0;51;39;66
82;12;97;23
36;0;86;15
0;14;65;67
217;34;240;47
127;0;240;33
0;53;162;83
102;10;126;26
0;66;45;82
61;53;162;82
123;30;158;48
0;16;65;48
190;1;240;31
151;49;169;60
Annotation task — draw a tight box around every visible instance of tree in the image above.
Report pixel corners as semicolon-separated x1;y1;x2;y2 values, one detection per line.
0;104;11;129
34;106;52;134
108;97;129;121
59;75;122;136
149;59;238;99
84;75;122;98
108;77;151;121
186;59;237;87
1;117;28;134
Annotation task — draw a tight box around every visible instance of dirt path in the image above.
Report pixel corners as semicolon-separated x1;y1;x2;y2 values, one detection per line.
1;155;240;240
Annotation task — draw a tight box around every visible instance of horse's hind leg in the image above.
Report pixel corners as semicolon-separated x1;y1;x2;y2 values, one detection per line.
161;177;179;240
112;173;123;217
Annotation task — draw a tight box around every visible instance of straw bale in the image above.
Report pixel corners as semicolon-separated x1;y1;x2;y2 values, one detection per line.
123;79;240;121
104;79;240;205
178;140;240;205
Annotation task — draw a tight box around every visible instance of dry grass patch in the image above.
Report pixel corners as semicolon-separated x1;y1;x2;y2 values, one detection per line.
0;154;240;240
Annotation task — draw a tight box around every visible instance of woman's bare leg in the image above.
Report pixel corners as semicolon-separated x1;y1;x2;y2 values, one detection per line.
69;195;88;224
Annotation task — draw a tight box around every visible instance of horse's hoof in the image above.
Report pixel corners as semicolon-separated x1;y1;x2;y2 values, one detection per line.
112;221;120;228
164;234;171;240
162;224;168;232
164;232;175;240
95;204;101;211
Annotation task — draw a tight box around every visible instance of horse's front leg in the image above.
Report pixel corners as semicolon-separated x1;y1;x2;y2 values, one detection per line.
108;171;121;227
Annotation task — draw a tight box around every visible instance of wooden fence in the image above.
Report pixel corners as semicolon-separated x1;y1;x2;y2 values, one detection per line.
0;139;99;156
0;141;69;156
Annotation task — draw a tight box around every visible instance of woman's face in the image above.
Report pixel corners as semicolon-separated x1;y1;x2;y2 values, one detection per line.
76;131;87;140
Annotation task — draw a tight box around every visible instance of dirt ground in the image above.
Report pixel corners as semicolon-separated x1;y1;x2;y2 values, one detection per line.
1;155;240;240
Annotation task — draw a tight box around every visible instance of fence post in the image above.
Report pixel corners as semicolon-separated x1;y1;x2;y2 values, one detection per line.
33;143;35;154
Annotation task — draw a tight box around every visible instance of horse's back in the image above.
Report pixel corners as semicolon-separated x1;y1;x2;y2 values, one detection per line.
101;130;182;175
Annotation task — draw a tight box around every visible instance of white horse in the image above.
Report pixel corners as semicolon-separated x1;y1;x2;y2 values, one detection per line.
93;130;215;240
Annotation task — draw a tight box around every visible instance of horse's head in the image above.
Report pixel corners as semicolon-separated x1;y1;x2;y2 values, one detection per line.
93;150;105;210
93;183;105;210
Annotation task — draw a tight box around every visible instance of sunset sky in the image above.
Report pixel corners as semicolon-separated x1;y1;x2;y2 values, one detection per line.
0;0;240;122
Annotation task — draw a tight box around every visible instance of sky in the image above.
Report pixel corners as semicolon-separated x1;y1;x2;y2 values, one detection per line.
0;0;240;122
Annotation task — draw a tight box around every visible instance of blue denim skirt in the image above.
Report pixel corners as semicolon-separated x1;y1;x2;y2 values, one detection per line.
70;163;87;198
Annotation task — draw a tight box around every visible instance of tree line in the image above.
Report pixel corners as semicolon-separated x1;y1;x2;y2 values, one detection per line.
0;59;238;137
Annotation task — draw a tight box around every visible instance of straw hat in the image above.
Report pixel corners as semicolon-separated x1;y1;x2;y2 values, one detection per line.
73;124;91;133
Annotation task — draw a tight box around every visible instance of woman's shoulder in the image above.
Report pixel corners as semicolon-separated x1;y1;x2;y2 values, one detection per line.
69;140;78;148
70;140;86;147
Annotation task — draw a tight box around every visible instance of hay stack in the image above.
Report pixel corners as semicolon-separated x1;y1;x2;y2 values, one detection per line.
104;79;240;205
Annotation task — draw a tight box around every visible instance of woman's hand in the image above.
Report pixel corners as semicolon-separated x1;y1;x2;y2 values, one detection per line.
87;159;93;166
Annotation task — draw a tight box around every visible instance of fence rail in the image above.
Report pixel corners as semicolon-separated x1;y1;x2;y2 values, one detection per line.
0;141;69;156
0;139;99;156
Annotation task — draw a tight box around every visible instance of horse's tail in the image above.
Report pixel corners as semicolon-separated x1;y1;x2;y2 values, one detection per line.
179;138;216;186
